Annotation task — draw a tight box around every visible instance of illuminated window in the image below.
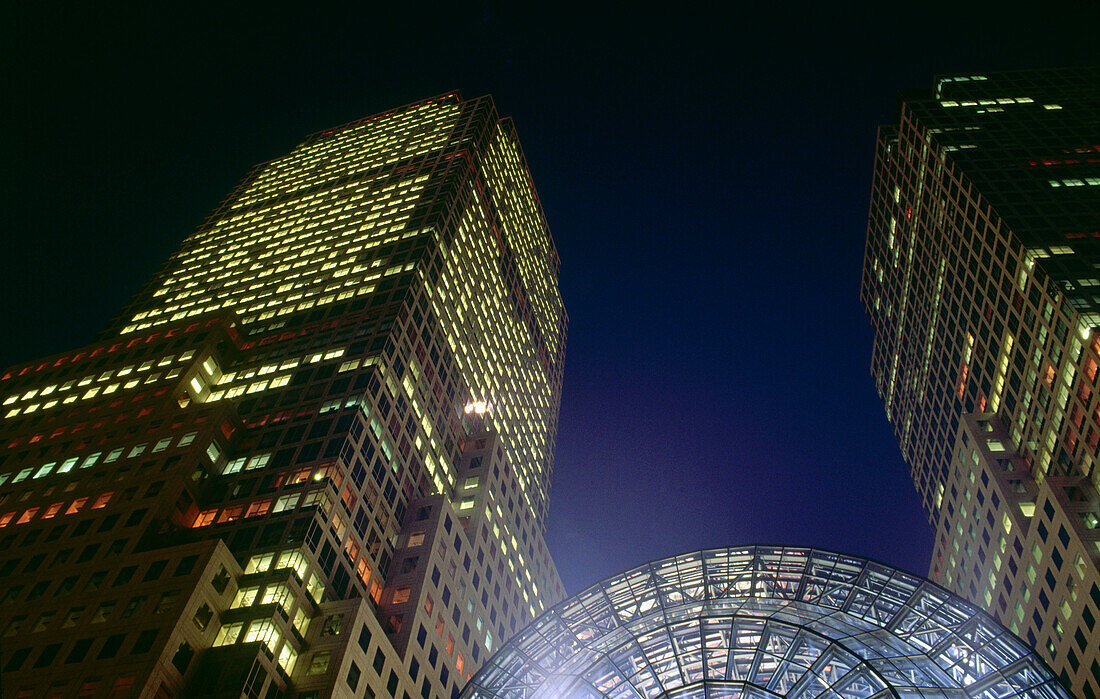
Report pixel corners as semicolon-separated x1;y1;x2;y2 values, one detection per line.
214;622;243;646
393;587;411;605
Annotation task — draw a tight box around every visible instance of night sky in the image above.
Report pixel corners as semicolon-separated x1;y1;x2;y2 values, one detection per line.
2;3;1097;595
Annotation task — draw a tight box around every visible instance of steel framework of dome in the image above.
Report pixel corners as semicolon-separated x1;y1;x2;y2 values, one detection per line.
461;546;1069;699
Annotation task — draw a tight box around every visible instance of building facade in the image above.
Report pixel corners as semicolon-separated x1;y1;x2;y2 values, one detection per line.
861;68;1100;696
0;94;568;699
462;546;1071;699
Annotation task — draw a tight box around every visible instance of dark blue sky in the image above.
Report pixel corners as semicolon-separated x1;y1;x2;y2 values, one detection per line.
2;3;1097;594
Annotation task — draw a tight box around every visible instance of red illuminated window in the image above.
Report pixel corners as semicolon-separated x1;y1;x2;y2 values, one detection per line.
1043;364;1056;387
356;558;372;585
218;505;244;523
1071;405;1085;430
245;500;271;518
193;510;217;528
343;538;359;561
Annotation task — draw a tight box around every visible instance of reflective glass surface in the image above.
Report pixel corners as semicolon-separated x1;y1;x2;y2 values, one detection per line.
462;547;1070;698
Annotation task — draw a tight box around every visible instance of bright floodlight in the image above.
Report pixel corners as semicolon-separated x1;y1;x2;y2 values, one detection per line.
465;400;490;415
462;546;1070;698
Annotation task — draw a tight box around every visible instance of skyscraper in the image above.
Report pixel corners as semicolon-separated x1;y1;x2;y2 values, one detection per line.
0;93;567;699
862;68;1100;696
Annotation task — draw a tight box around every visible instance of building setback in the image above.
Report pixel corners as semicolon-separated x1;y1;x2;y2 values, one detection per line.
0;94;568;698
862;68;1100;696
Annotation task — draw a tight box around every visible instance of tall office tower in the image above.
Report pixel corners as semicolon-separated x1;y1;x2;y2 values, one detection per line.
0;94;568;699
861;68;1100;696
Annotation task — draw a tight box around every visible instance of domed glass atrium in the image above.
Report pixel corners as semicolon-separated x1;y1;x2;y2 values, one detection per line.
461;546;1070;698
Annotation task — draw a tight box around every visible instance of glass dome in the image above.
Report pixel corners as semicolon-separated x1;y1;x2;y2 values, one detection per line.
461;546;1070;698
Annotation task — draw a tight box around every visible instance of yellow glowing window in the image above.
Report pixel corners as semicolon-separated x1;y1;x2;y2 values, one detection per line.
261;584;293;612
278;644;297;674
214;622;243;646
306;574;325;603
269;375;290;389
276;550;309;580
